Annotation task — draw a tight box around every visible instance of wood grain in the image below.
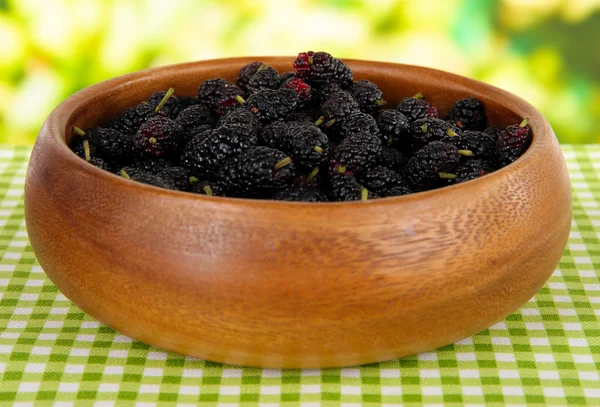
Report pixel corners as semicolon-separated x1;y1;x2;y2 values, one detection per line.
24;57;572;368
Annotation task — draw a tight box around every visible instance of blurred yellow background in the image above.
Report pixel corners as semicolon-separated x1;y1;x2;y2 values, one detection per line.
1;0;599;145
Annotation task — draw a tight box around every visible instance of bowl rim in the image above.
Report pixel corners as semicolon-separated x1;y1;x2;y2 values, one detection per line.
39;56;553;208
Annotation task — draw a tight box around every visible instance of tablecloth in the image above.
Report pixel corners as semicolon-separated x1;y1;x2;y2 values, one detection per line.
0;145;599;406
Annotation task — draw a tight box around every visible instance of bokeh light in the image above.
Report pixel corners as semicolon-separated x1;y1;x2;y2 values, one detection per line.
0;0;599;144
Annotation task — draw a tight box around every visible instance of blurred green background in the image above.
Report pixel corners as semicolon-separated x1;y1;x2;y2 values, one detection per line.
0;0;599;145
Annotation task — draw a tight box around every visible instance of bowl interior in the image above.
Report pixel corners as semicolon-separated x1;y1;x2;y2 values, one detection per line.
65;57;524;147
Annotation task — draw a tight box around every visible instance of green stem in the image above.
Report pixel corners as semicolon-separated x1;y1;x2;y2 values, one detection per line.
72;126;86;137
314;116;325;126
119;169;131;179
202;185;213;196
458;150;473;156
274;157;292;170
83;140;91;162
154;87;175;113
313;146;323;153
520;117;529;127
446;128;458;137
235;95;246;104
306;167;319;181
361;188;369;201
325;119;337;128
438;172;457;179
413;92;424;99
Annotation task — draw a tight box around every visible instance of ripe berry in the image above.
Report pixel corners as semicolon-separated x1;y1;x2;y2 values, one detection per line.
176;104;217;133
348;80;385;114
329;173;375;201
218;108;260;140
247;88;299;123
294;51;353;87
319;90;359;127
377;109;410;148
445;130;496;160
447;98;487;131
108;89;175;135
404;141;462;191
448;159;495;184
281;124;329;170
260;122;328;170
236;61;263;92
133;116;184;158
340;111;379;139
198;78;244;113
247;65;281;93
484;126;503;139
396;95;439;122
180;126;258;177
497;118;532;166
357;166;404;197
72;126;131;166
330;131;382;174
410;118;460;151
216;147;295;197
377;145;408;172
73;136;112;171
311;81;341;103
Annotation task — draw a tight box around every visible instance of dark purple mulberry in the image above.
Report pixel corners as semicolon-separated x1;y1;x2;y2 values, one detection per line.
404;141;461;191
236;61;263;92
448;159;496;184
320;90;359;126
216;147;295;197
410;118;460;151
247;65;281;93
330;131;382;174
497;118;532;167
357;166;404;197
329;173;376;201
447;98;487;131
377;145;408;172
348;80;385;114
396;96;439;122
176;104;217;133
377;109;410;148
340;111;379;139
445;130;496;160
247;88;299;124
197;78;244;113
293;51;353;87
133;116;184;158
180;127;258;177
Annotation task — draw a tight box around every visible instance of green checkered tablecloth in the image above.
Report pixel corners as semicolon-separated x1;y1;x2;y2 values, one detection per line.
1;145;599;406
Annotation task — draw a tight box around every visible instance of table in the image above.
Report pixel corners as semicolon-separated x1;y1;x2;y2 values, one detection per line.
1;145;599;406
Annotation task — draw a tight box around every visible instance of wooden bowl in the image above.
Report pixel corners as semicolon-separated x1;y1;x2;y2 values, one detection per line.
24;57;571;368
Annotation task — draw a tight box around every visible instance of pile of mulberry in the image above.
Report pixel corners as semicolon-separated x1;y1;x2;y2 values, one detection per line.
69;51;532;201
